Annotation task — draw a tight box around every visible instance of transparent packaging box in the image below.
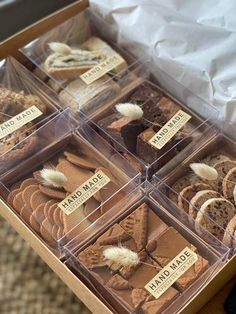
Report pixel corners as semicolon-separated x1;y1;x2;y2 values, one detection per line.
86;78;218;179
20;8;148;117
152;126;236;254
0;119;141;258
65;183;229;314
0;57;64;174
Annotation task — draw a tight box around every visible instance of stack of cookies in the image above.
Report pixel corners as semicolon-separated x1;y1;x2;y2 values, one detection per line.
0;87;47;164
77;203;209;314
7;149;125;249
168;154;236;247
33;36;133;114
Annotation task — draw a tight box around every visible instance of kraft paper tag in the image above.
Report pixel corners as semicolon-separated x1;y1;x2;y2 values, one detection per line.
149;110;191;150
80;54;125;85
145;247;198;299
58;170;111;215
0;105;43;140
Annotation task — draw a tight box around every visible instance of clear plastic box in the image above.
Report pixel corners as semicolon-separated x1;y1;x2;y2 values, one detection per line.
20;8;149;117
0;57;67;174
152;126;236;254
64;184;229;314
0;119;141;258
86;78;218;180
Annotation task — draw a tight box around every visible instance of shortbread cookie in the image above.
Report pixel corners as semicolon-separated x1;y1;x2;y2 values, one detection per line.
189;190;221;219
169;174;201;204
56;160;93;193
30;190;51;210
202;154;229;166
44;44;105;79
222;167;236;203
59;75;119;113
222;215;236;247
82;36;127;73
196;198;236;239
38;184;66;200
178;183;210;213
64;151;100;170
213;160;236;193
20;178;38;189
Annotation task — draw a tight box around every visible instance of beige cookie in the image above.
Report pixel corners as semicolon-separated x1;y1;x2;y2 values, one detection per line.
222;215;236;247
196;198;236;240
22;185;39;207
50;203;63;228
40;218;55;247
169;174;201;204
7;188;20;207
29;214;41;234
20;178;38;190
20;206;31;224
30;190;51;210
222;167;236;203
189;190;221;219
32;203;46;225
43;200;58;224
178;183;210;213
84;197;101;222
56;160;93;193
13;191;24;214
62;204;90;234
213;160;236;193
64;151;100;170
38;184;66;200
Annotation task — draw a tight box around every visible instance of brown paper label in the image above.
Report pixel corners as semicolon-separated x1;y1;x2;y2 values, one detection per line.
145;247;198;299
58;170;111;215
0;105;43;140
149;110;191;150
80;54;125;85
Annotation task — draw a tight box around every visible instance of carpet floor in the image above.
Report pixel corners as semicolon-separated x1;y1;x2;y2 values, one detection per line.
0;216;90;314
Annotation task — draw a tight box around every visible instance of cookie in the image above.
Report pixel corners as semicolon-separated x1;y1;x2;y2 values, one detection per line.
38;184;66;200
213;160;236;193
196;198;236;239
203;154;229;166
12;191;24;214
189;190;221;219
29;214;41;234
22;185;39;207
56;160;93;193
40;218;55;246
32;204;46;225
30;190;51;210
178;183;210;213
84;197;101;223
64;151;100;170
62;204;90;234
222;215;236;247
222;167;236;203
20;178;38;190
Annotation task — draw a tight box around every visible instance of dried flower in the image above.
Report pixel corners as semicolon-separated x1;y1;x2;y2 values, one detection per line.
103;246;140;267
115;103;143;120
40;168;67;188
190;163;218;181
48;42;71;55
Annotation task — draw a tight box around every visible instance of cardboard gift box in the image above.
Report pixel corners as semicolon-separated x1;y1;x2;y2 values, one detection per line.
0;1;236;313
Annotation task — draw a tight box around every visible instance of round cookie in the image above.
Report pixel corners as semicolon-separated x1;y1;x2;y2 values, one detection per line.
30;190;51;210
169;174;201;204
213;160;236;193
56;160;93;193
22;185;39;207
20;178;38;190
38;184;66;200
32;203;46;225
222;167;236;203
196;198;236;240
189;190;221;219
64;151;100;170
222;215;236;247
178;183;210;213
203;154;229;166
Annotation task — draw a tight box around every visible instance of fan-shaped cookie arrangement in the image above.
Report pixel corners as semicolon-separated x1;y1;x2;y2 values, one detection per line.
7;150;124;249
169;154;236;247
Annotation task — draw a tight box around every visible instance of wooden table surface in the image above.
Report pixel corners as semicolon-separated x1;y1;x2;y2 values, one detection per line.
199;277;236;314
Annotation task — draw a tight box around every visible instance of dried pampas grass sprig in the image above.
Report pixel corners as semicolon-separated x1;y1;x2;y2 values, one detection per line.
40;168;67;188
103;246;140;267
115;103;143;121
48;42;71;55
190;163;218;181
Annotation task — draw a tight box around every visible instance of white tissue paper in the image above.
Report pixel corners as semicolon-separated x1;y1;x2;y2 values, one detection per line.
90;0;236;130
